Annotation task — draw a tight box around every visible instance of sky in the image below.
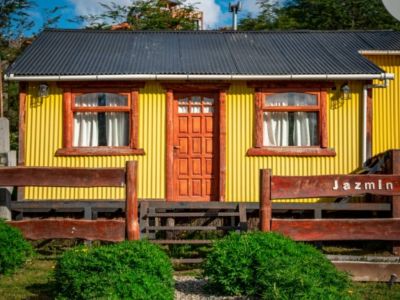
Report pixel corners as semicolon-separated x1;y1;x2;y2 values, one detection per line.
28;0;262;34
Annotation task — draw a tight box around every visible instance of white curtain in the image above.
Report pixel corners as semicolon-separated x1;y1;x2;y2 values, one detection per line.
106;94;129;146
73;94;99;147
263;93;317;146
73;93;129;147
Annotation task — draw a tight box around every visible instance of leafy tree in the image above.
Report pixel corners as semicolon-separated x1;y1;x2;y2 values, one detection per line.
0;1;65;150
78;0;199;30
239;0;400;30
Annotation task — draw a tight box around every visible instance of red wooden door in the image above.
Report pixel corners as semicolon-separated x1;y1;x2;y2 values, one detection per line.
172;94;219;201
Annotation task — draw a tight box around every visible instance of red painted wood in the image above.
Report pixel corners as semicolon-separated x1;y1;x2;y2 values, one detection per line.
0;167;125;187
126;161;139;240
173;94;219;201
8;219;125;242
62;88;73;148
166;89;174;201
392;150;400;255
260;169;272;231
18;84;26;166
271;219;400;241
55;147;145;156
247;147;336;157
271;174;400;199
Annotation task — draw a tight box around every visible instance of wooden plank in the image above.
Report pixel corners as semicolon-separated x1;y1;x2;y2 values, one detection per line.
148;226;236;231
172;258;203;264
10;201;125;209
254;89;263;148
126;161;139;240
260;169;272;231
271;218;400;241
272;203;391;211
8;219;125;242
272;174;400;199
219;89;226;202
333;261;400;282
320;90;328;149
62;88;73;148
17;84;27;201
366;87;373;159
166;89;174;201
152;240;213;245
239;203;248;231
391;150;400;255
0;167;125;187
147;212;240;217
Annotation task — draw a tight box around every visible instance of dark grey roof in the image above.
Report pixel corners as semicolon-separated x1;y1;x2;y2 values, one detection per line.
7;29;400;77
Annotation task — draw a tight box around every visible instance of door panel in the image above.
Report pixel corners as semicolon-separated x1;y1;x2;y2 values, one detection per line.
172;94;219;201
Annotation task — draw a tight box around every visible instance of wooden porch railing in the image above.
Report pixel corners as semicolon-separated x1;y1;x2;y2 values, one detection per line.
0;161;139;242
259;171;400;245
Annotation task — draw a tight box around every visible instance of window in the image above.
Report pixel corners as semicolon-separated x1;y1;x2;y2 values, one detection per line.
263;92;319;147
248;87;335;156
56;86;144;156
73;93;129;147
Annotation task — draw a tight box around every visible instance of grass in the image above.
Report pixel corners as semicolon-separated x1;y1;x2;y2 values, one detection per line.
0;255;56;299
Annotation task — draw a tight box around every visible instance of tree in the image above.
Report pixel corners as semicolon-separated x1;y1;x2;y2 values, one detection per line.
239;0;400;30
78;0;199;30
0;1;65;149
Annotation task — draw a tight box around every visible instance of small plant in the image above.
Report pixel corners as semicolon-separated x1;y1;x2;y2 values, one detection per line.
203;231;354;299
0;219;33;274
55;240;174;300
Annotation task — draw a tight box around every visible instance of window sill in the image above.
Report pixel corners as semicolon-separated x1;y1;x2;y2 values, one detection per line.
55;147;145;156
246;147;336;157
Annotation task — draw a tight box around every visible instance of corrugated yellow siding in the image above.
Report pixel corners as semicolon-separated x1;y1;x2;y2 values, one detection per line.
226;82;363;202
365;55;400;156
25;82;166;200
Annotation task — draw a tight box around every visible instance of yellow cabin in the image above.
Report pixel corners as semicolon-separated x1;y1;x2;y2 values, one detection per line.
5;30;400;203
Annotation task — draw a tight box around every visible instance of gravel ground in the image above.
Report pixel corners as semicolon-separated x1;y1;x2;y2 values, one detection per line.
174;276;249;300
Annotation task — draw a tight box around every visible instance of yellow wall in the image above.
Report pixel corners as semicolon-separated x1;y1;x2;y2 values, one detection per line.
364;55;400;156
25;82;166;200
25;79;392;202
226;82;364;202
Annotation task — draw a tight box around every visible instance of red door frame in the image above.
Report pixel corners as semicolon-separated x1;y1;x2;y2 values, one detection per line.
165;86;227;202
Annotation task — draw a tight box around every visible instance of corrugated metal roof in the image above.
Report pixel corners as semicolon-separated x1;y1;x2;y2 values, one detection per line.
7;29;400;77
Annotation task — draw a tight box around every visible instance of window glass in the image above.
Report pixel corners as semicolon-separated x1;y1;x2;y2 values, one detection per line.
75;93;128;107
265;93;317;107
73;93;130;147
263;112;319;146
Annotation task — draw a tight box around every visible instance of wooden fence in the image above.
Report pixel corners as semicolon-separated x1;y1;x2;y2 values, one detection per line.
0;161;139;241
259;171;400;245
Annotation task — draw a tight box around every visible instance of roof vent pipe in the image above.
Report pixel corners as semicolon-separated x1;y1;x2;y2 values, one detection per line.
229;2;242;30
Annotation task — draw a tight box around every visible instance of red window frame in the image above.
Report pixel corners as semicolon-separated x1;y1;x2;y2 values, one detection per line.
56;84;144;156
247;87;335;157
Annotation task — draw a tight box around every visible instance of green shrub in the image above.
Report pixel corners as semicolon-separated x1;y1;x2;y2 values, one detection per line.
55;240;174;300
204;232;353;299
0;219;33;274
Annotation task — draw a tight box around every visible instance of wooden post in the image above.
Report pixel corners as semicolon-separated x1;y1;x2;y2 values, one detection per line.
260;169;272;232
126;161;139;240
392;150;400;255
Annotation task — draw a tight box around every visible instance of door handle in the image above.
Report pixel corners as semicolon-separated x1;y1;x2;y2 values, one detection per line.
173;145;180;150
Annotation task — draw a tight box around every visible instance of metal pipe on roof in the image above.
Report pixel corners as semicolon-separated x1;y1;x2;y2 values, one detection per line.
4;73;395;81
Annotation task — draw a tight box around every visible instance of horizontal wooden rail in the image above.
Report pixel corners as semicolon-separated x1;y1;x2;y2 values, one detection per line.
0;167;125;187
271;218;400;241
3;161;139;242
272;174;400;199
9;219;125;242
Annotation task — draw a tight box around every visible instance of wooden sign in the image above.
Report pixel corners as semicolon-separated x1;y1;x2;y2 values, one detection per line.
271;174;400;199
